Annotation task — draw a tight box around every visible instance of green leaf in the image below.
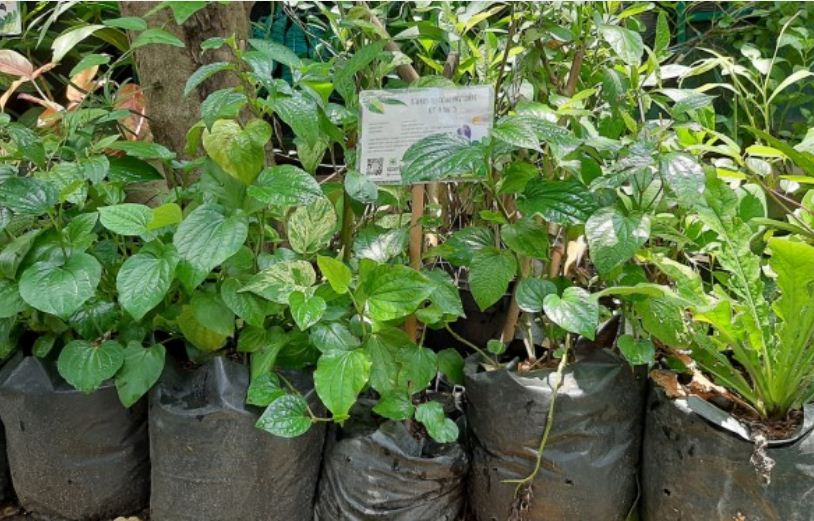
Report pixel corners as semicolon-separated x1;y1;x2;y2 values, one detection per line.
311;322;361;353
131;28;185;50
107;156;164;183
68;300;117;339
361;264;432;321
502;218;549;259
117;242;178;321
617;335;655;366
659;152;705;206
246;373;285;407
166;1;207;24
431;226;493;266
250;334;287;378
115;342;165;407
288;291;326;331
19;253;102;318
769;70;814;105
248;38;303;70
243;260;316;303
184;62;232;96
415;401;458;443
288;198;336;255
266;93;320;146
401;133;483;184
437;348;464;385
173;204;248;289
487;339;506;355
248;165;323;208
518;178;597;225
0;230;39;279
0;177;57;216
469;247;517;311
314;349;371;421
397;345;437;393
491;117;541;151
373;393;415;420
317;255;352;294
148;203;183;230
0;279;24;318
220;279;271;328
203;119;269;185
352;227;408;263
516;277;558;313
654;11;670;58
103;17;147;30
52;25;105;63
586;208;650;275
768;238;814;375
98;203;152;236
200;89;247;130
107;141;175;161
344;170;378;204
543;287;598;340
176;304;227;352
57;340;124;394
599;24;644;66
32;335;56;358
190;291;234;338
256;394;312;438
335;41;386;102
69;53;110;77
425;269;464;318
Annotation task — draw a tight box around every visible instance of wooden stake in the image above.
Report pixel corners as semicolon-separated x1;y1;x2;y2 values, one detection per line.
365;8;424;341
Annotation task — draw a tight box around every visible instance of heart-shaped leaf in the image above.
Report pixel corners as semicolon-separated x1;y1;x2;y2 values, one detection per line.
114;342;166;407
314;349;371;421
19;253;102;318
256;394;313;438
57;339;124;394
543;287;598;340
586;207;650;275
288;291;326;331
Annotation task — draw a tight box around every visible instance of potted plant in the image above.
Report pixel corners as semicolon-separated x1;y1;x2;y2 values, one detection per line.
610;172;814;520
0;60;163;518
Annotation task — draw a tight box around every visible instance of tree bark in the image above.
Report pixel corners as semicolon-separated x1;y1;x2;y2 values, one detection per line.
119;2;252;158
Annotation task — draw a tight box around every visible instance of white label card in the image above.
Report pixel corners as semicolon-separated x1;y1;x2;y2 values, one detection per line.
358;85;494;184
0;2;21;36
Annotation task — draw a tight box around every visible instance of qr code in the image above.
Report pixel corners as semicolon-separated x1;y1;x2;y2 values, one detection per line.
367;158;383;176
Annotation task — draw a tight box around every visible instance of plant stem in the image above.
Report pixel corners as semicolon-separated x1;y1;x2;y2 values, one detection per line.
504;335;571;494
444;324;499;369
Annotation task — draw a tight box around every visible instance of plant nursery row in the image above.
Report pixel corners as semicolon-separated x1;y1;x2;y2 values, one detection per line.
0;2;813;520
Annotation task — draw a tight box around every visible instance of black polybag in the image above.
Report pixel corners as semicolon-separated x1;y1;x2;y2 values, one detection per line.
0;353;150;520
149;356;325;521
465;347;645;521
642;387;814;521
314;420;469;520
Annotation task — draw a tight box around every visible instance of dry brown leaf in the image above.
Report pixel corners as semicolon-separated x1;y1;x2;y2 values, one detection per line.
0;49;33;78
115;83;151;141
0;78;25;110
650;369;686;398
66;64;99;107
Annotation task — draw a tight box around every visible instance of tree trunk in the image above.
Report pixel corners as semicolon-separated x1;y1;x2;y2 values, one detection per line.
119;2;252;159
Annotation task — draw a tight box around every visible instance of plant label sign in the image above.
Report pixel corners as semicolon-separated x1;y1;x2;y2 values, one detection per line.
0;1;21;35
358;85;494;184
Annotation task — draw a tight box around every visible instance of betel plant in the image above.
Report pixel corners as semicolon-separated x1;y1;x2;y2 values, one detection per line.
0;83;176;407
147;34;467;444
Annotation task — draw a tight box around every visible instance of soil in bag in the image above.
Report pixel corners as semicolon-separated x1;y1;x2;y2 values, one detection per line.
314;419;469;520
465;345;645;521
0;353;150;520
149;356;325;521
642;386;814;521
